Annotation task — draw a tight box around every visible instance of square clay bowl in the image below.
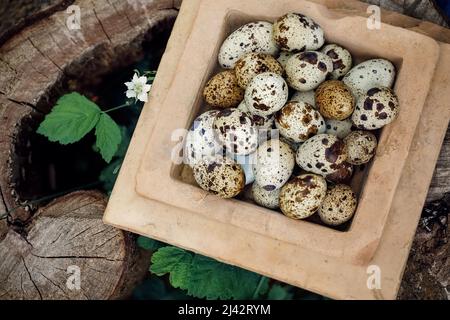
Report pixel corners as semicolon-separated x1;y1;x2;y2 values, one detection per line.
136;0;438;263
104;0;450;299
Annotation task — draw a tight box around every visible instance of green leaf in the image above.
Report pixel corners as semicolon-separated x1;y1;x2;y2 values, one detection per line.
151;247;194;289
137;236;165;251
37;93;101;144
95;113;122;163
267;284;294;300
150;246;269;300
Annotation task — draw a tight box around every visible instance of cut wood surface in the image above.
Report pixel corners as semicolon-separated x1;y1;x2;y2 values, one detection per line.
364;0;448;27
0;0;448;300
0;0;75;46
0;191;150;299
0;0;178;299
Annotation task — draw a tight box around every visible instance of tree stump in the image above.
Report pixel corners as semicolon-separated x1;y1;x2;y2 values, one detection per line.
363;0;449;26
0;191;150;299
0;0;178;299
1;0;448;300
359;0;450;300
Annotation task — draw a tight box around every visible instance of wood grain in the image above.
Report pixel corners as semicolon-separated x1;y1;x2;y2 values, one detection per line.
0;191;150;299
0;0;178;300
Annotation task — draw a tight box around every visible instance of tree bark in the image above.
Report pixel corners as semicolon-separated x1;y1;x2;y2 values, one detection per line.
0;0;178;299
358;0;449;300
0;0;75;46
363;0;448;26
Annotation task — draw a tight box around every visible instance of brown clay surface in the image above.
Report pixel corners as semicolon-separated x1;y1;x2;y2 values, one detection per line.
104;0;450;299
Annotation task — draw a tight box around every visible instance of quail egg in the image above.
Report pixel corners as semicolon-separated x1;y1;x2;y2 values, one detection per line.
343;59;396;98
218;21;279;69
280;135;302;152
193;156;245;198
273;13;325;52
203;70;244;108
235;53;284;89
296;134;348;177
325;162;353;184
252;183;280;209
277;51;293;69
275;101;325;143
315;80;355;120
237;100;274;130
280;174;327;220
291;90;316;108
235;153;256;185
213;108;258;156
245;72;289;116
321;44;352;79
325;118;353;139
285;51;333;91
318;184;357;226
184;110;222;166
344;130;378;165
253;139;295;191
352;86;399;130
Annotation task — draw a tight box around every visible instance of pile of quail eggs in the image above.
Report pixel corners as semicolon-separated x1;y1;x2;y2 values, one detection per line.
184;13;399;227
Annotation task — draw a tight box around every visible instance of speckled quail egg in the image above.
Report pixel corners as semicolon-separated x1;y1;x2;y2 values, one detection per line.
237;100;274;130
275;101;325;143
193;156;245;198
315;80;355;120
203;70;244;108
343;59;396;98
285;51;333;91
318;184;357;226
325;161;353;184
280;174;327;220
213;108;258;156
252;183;280;209
344;130;378;165
218;21;279;69
235;153;256;185
325;118;353;139
253;139;295;191
352;86;399;130
321;44;352;79
245;72;289;116
291;90;316;108
280;136;302;152
296;134;348;177
273;13;325;52
277;51;293;69
184;110;222;166
235;53;284;89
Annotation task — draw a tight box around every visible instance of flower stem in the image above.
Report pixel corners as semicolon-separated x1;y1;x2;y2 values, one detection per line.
103;102;131;114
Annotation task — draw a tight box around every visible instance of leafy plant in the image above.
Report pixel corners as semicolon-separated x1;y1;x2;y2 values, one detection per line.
133;277;191;300
137;236;165;251
37;69;307;301
37;70;155;163
267;284;294;300
37;92;123;163
150;246;269;300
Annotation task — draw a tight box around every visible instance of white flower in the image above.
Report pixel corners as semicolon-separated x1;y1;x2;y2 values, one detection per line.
125;73;152;102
